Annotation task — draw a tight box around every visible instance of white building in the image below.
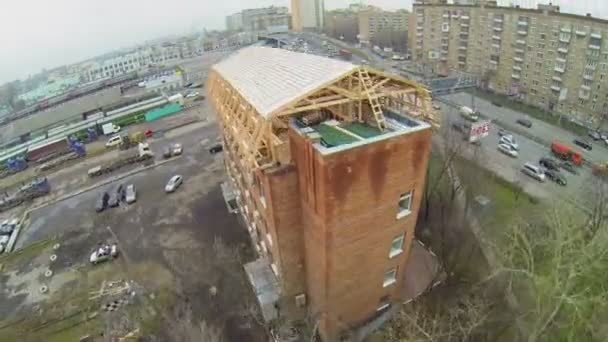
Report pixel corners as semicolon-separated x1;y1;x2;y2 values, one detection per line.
226;12;244;31
292;0;324;32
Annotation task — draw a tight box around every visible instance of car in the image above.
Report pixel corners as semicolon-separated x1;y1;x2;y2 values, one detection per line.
89;244;118;264
108;184;125;207
588;129;601;141
499;135;519;150
172;143;183;156
497;128;509;137
544;169;567;186
522;163;546;182
539;157;560;171
162;146;172;159
573;138;592;150
0;234;9;246
165;175;183;193
125;184;136;204
491;100;503;107
186;91;200;98
105;135;122;148
559;161;578;175
209;144;223;154
0;219;17;235
516;118;533;128
95;192;110;212
498;143;518;157
601;131;608;141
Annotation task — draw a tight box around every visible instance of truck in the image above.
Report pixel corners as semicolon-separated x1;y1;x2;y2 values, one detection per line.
0;177;51;212
551;141;583;166
102;123;121;136
87;143;154;177
459;106;479;122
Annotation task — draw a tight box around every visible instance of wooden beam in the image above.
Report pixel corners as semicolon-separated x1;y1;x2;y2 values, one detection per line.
278;98;353;116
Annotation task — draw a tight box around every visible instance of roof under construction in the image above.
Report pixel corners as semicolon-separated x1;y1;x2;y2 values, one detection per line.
208;46;438;170
213;47;358;118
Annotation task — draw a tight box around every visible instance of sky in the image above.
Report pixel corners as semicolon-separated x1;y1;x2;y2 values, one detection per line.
0;0;607;84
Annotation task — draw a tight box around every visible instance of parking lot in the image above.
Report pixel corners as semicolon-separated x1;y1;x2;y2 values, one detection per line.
0;117;267;340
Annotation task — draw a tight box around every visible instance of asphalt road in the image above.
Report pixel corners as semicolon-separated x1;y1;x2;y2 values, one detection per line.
439;103;593;204
445;92;608;164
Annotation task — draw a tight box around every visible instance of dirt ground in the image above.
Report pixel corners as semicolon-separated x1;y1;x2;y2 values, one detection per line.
0;120;267;341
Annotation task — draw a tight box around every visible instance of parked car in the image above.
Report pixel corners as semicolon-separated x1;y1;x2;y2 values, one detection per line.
560;161;578;175
125;184;137;204
90;244;118;264
491;100;503;107
209;144;223;154
499;135;519;150
601;131;608;141
165;175;183;193
108;184;125;207
588;129;601;141
162;147;172;159
0;219;17;235
172;143;183;156
544;169;567;186
522;163;546;182
498;143;518;158
497;128;509;137
105;135;122;148
95;192;110;212
573;138;592;151
539;157;560;171
516;118;533;128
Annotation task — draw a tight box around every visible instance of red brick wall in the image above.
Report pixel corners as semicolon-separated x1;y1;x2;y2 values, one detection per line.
290;127;432;339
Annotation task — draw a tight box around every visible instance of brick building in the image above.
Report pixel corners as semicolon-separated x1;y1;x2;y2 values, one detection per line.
208;47;439;340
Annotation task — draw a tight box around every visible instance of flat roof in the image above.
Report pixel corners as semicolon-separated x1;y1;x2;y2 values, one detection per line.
212;46;357;118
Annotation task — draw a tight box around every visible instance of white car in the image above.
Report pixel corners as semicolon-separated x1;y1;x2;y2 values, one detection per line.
172;143;183;156
90;244;118;264
165;175;183;193
498;143;518;158
105;135;122;148
186;92;200;98
522;163;546;182
125;184;137;204
499;135;519;150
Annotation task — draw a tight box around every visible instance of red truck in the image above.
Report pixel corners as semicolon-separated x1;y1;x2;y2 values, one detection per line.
551;141;582;166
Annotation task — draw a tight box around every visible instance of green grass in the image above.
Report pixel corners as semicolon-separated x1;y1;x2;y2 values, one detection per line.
467;88;587;136
313;123;359;146
342;122;382;138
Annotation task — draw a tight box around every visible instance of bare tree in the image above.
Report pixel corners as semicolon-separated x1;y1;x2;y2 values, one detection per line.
165;302;224;342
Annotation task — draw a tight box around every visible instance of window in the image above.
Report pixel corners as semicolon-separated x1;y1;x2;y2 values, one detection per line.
383;268;397;287
377;295;391;311
389;235;405;258
397;191;413;219
266;233;273;248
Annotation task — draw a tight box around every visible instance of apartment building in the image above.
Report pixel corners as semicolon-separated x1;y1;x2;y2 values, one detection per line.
208;46;439;340
358;6;410;45
292;0;325;32
324;9;359;42
411;2;608;123
241;6;291;33
226;12;244;31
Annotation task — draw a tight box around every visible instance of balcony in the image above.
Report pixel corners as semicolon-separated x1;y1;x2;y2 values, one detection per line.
559;36;570;43
556;57;566;64
460;31;469;36
512;73;521;80
554;66;565;73
516;39;526;45
493;26;503;32
494;17;503;23
579;90;590;100
513;65;522;71
460;22;469;28
458;61;466;65
518;21;529;26
441;42;449;48
441;49;448;55
514;56;523;62
458;46;468;50
581;84;591;91
583;74;594;81
560;27;571;33
440;56;448;61
591;33;602;39
517;30;528;36
416;32;423;37
557;47;568;54
491;43;500;49
417;25;424;31
585;64;597;71
551;85;561;92
515;48;525;54
490;59;498;64
492;35;501;40
442;14;449;18
461;15;470;20
552;76;562;82
589;44;601;50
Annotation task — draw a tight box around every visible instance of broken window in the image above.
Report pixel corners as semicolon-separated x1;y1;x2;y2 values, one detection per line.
377;295;391;311
383;268;397;287
389;235;405;258
397;190;413;219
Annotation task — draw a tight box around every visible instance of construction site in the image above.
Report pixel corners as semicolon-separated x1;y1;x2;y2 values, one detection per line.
209;46;441;340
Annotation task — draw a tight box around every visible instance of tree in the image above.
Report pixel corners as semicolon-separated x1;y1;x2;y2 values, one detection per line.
489;202;608;341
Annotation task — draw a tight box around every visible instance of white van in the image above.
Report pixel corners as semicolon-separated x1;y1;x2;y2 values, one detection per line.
105;135;123;148
522;162;546;182
459;106;479;122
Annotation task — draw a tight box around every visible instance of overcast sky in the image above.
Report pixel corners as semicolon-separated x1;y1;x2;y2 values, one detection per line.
0;0;606;84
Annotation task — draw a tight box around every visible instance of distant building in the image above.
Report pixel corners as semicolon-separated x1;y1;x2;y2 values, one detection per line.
358;6;409;51
292;0;325;32
144;73;183;95
411;1;608;125
239;6;291;33
226;12;244;31
325;9;359;42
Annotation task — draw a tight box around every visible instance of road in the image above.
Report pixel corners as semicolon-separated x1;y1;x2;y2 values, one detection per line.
439;102;592;205
445;92;608;164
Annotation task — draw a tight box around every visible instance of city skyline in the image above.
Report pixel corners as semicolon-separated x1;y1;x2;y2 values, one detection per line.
0;0;606;84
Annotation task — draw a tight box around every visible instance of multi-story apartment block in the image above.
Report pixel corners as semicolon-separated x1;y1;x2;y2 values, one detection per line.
292;0;325;32
411;2;608;123
324;9;359;42
358;6;409;45
208;46;438;340
240;6;291;33
226;12;244;31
